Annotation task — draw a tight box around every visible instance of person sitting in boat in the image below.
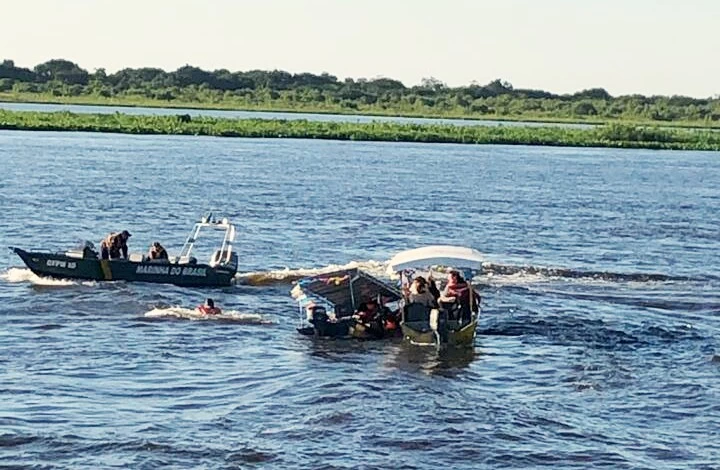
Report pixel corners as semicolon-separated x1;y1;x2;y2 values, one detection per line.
100;230;131;260
426;272;441;300
197;298;222;315
405;276;437;308
440;270;468;301
440;270;480;322
147;242;169;260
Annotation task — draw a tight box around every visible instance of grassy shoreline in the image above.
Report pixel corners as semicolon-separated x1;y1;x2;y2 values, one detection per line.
1;109;719;151
3;92;720;131
0;92;604;125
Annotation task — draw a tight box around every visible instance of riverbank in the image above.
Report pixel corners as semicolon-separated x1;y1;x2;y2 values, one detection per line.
1;109;719;150
0;92;605;125
2;92;718;130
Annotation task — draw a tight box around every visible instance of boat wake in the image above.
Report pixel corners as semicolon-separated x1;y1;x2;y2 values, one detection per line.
143;307;275;324
2;259;682;291
482;262;683;283
235;260;388;286
233;258;681;288
0;268;97;287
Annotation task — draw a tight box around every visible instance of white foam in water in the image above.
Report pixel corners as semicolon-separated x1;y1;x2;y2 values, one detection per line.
144;307;274;324
236;258;573;288
235;259;389;285
0;267;96;287
481;271;554;286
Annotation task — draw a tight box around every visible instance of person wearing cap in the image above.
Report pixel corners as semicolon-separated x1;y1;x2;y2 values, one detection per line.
116;230;131;259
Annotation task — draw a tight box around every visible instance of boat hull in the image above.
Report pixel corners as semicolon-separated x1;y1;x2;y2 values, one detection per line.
401;319;478;348
12;248;236;287
297;317;397;340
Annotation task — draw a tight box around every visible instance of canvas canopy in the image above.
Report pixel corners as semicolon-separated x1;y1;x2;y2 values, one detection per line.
388;245;484;272
294;268;401;315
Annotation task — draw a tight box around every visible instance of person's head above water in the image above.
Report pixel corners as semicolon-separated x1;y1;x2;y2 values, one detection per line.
205;298;215;308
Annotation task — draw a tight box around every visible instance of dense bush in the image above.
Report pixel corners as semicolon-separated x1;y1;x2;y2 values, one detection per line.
1;58;719;126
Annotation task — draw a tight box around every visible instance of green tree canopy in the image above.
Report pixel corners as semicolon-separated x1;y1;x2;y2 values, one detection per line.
34;59;89;85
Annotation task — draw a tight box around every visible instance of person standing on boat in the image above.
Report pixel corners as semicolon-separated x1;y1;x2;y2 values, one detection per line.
114;230;131;259
100;233;115;260
100;230;131;260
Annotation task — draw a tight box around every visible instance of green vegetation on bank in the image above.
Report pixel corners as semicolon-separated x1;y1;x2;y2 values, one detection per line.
2;109;719;151
1;59;720;127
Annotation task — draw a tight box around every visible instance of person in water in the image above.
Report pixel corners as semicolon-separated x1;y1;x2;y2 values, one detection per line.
354;299;379;325
353;299;387;338
100;230;131;260
198;298;222;315
148;242;169;260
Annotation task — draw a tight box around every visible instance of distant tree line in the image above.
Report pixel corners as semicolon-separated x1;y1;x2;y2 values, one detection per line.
1;59;719;123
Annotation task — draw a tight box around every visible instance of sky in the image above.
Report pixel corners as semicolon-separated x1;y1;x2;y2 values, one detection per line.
2;0;718;97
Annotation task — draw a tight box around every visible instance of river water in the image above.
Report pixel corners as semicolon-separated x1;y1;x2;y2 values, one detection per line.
0;130;718;469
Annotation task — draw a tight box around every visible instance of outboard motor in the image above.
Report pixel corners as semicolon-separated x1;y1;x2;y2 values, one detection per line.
66;240;98;259
81;241;98;259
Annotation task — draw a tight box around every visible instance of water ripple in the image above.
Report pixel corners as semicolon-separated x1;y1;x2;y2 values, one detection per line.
1;131;719;468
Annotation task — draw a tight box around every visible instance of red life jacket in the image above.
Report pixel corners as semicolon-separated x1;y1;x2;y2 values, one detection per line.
445;281;469;299
198;305;222;315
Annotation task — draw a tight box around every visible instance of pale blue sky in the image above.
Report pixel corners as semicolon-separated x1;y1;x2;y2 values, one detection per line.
3;0;718;97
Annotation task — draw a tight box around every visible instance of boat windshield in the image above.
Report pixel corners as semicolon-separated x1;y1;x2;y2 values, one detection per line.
177;216;236;265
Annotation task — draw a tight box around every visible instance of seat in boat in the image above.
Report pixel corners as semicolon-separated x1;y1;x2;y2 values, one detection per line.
404;302;432;332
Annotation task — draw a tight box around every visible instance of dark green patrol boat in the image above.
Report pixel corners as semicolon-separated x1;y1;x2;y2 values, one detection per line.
10;215;238;287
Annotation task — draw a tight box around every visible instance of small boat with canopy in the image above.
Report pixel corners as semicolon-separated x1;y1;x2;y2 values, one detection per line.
388;245;484;349
291;268;403;339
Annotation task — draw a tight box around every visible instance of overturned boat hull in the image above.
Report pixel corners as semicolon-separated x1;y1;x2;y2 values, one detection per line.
297;319;390;340
11;248;236;287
